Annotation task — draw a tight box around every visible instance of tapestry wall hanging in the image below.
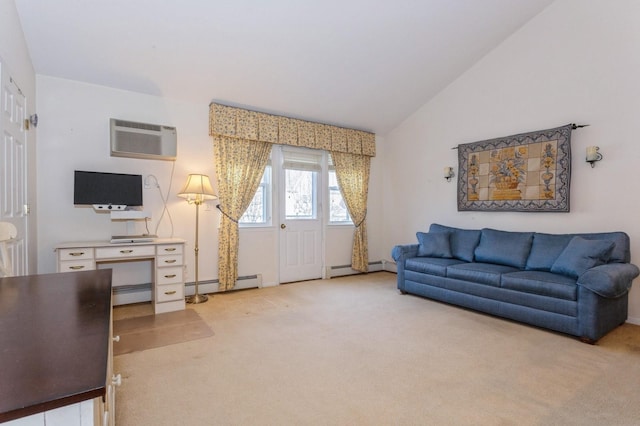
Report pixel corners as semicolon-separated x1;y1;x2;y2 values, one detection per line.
457;124;573;212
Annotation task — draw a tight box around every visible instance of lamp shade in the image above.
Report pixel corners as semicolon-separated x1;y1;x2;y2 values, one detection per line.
178;174;217;202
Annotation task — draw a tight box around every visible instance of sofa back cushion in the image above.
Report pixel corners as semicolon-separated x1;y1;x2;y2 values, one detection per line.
550;236;615;278
572;232;630;263
416;231;452;258
429;224;481;262
474;228;534;269
526;233;573;271
527;231;630;269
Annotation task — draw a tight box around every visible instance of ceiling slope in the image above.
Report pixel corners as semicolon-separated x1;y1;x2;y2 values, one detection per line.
15;0;554;134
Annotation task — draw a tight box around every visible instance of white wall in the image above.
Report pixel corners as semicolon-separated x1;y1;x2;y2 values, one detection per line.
0;0;38;274
383;0;640;322
36;76;385;287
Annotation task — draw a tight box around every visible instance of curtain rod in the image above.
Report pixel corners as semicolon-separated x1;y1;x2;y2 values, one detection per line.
450;123;589;149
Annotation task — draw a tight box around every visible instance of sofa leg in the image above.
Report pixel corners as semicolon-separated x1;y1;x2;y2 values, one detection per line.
399;289;407;294
579;337;597;345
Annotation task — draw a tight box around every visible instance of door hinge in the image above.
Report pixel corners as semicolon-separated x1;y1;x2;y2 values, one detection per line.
24;204;30;215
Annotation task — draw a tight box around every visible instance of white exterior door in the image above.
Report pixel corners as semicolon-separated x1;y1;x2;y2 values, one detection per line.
0;61;28;275
278;147;323;283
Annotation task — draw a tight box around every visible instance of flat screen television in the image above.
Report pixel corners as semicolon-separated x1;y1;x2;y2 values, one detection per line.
74;170;143;210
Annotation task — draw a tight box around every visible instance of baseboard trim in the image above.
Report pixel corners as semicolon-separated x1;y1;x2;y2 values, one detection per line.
626;316;640;326
382;259;397;273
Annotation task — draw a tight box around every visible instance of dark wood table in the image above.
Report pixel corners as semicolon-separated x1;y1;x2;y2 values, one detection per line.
0;269;112;423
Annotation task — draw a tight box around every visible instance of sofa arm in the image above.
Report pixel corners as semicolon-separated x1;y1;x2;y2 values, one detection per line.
577;263;640;298
391;244;419;293
391;244;419;263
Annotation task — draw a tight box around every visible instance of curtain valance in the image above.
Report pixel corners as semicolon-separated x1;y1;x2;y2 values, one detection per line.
209;102;376;157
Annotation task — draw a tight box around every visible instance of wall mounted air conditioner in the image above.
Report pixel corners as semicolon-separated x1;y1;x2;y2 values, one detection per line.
110;118;177;161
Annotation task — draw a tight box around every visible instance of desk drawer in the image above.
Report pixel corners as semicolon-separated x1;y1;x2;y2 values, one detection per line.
156;283;184;302
157;266;183;285
157;244;183;255
157;254;183;267
96;245;155;259
59;260;95;272
58;248;94;261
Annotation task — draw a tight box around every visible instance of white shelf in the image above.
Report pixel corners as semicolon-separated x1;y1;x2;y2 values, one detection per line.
110;210;150;220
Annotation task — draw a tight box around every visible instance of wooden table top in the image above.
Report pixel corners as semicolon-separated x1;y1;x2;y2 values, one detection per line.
0;269;112;423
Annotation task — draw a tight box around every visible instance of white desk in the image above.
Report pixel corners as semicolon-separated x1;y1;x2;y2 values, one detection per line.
55;238;186;314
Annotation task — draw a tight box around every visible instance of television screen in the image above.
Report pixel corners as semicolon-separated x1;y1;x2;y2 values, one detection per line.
74;170;143;207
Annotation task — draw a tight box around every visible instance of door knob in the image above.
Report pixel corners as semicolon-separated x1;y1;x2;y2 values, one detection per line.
280;223;286;229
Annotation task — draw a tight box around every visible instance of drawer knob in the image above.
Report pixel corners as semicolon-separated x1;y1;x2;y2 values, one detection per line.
69;252;85;256
164;248;176;252
69;265;85;270
112;374;122;387
164;274;176;278
113;335;120;342
164;290;177;295
164;259;177;264
120;249;134;254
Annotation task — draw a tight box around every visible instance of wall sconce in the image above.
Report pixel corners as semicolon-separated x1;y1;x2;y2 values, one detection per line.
444;167;455;182
586;146;603;168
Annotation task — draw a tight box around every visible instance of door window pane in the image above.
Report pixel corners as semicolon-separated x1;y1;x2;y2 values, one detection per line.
285;169;316;219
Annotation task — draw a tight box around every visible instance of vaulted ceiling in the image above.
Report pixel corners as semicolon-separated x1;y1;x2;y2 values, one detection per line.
15;0;554;134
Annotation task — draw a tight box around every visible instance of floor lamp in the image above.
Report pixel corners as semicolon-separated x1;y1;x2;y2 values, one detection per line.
178;174;217;304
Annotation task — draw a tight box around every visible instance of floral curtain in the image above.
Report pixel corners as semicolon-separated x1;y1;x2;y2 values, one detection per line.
330;151;370;272
210;103;376;156
210;102;376;285
213;135;272;290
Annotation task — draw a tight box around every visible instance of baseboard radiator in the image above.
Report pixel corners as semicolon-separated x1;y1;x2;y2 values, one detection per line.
327;261;385;278
112;274;263;305
112;283;152;306
185;274;263;295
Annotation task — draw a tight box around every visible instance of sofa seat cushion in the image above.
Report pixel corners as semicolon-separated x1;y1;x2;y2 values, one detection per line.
474;228;534;268
446;262;519;287
501;271;577;301
405;257;466;277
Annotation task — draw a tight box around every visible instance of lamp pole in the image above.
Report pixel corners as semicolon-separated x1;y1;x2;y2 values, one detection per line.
187;196;207;304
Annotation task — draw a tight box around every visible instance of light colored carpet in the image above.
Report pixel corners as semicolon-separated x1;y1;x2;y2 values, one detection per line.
113;309;214;356
113;272;640;425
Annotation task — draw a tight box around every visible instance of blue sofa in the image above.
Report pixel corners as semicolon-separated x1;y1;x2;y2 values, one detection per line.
391;224;639;343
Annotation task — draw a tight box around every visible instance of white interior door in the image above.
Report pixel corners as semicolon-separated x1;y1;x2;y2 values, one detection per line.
0;61;28;275
278;147;323;283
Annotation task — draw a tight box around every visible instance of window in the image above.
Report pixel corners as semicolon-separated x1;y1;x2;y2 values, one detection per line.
239;165;271;225
238;149;352;226
328;155;352;224
283;147;321;220
285;169;317;219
